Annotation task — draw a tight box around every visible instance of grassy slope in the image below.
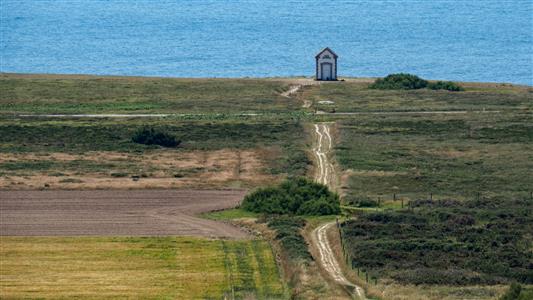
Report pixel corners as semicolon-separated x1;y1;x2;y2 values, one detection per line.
307;81;532;112
0;73;299;114
0;237;286;299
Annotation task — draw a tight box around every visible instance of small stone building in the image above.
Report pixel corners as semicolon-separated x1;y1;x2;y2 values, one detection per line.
315;47;338;81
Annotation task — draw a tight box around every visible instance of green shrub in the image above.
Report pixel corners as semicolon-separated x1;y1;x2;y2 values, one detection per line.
369;73;428;90
370;74;464;91
427;81;464;91
241;177;340;216
132;127;180;147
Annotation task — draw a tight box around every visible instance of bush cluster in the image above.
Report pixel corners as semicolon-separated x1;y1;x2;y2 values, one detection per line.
267;216;312;261
132;127;180;147
369;73;428;90
369;73;463;91
241;177;340;216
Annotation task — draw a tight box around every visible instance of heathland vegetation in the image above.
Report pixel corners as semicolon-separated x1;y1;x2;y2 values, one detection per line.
341;197;533;285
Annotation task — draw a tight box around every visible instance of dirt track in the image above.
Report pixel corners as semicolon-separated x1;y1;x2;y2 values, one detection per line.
311;123;366;299
0;189;249;238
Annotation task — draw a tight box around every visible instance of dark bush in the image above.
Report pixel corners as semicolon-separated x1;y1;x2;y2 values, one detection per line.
370;74;465;91
132;127;180;147
427;80;464;91
297;198;339;215
241;177;340;216
369;73;428;90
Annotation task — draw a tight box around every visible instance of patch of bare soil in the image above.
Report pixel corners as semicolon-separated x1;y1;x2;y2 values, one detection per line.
0;189;249;238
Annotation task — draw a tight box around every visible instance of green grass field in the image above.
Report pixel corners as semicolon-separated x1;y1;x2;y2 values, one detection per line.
0;237;286;299
0;74;300;114
336;112;532;203
307;80;532;113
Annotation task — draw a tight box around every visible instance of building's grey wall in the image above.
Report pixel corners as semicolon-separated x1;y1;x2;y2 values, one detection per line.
316;50;337;80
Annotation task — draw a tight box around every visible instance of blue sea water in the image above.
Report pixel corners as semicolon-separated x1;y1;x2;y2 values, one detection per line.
1;0;532;85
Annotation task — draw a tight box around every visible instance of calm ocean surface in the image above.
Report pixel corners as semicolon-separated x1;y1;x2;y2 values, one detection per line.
1;1;532;85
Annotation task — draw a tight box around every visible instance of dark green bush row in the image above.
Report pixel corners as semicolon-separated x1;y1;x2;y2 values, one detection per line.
267;216;312;262
427;80;464;91
241;177;340;216
342;197;533;285
345;195;379;207
132;127;180;147
369;73;463;91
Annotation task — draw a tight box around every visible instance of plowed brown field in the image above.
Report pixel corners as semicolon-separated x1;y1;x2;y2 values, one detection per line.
0;189;249;238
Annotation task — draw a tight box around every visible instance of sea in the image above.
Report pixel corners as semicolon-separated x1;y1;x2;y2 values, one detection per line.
1;0;532;85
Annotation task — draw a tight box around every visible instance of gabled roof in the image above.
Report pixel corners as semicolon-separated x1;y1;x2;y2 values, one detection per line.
315;47;338;59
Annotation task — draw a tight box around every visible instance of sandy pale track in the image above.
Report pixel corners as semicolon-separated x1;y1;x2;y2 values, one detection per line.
312;123;366;299
313;123;334;187
0;189;249;238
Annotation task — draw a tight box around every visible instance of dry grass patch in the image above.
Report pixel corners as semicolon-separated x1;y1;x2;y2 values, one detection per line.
0;148;276;189
0;237;286;299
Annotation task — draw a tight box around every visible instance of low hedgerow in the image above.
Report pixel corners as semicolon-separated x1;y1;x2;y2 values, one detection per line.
267;216;312;262
346;195;379;207
132;127;180;147
427;80;465;91
241;177;340;216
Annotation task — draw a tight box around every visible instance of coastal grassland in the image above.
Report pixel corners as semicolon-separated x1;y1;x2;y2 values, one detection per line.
0;116;310;189
306;80;532;112
0;237;286;299
336;111;532;202
0;73;301;114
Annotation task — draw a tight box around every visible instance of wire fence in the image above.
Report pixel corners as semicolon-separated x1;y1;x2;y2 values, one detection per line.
341;190;533;213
